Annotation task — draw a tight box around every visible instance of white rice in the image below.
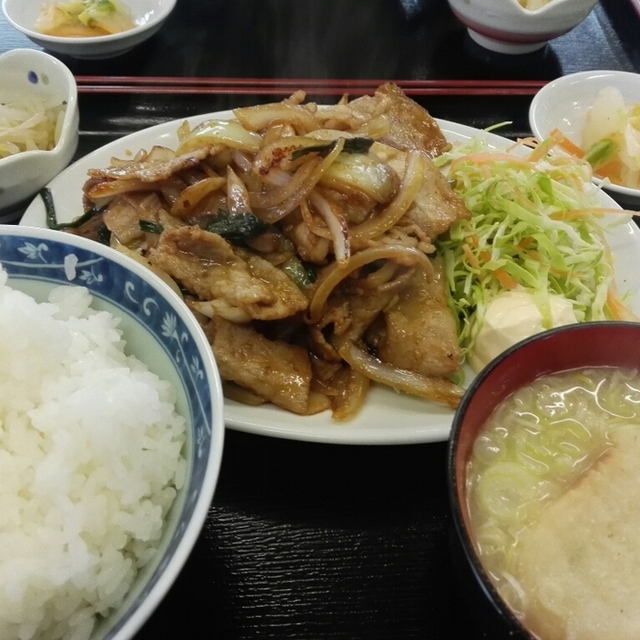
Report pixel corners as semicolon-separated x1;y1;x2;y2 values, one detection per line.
0;266;187;640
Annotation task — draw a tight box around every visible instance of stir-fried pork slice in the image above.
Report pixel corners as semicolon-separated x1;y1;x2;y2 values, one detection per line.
84;147;214;201
87;146;210;182
103;192;166;245
349;82;450;159
103;195;144;246
212;316;314;415
147;226;308;322
309;264;413;361
387;152;470;238
377;261;461;377
283;216;331;264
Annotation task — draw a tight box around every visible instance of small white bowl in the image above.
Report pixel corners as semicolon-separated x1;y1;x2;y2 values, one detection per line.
2;0;176;60
0;48;78;222
529;70;640;207
447;0;599;55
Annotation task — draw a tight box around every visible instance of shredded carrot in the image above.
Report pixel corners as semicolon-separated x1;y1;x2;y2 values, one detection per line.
462;243;480;270
550;128;585;158
527;137;557;163
606;287;640;321
449;152;536;175
517;237;536;250
509;137;538;154
466;234;480;248
595;159;623;184
494;268;518;290
478;250;492;263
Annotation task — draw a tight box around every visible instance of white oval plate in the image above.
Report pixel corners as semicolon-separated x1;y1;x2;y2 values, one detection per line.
529;70;640;207
20;112;640;445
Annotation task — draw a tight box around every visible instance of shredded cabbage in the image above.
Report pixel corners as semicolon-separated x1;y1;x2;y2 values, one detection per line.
434;135;630;360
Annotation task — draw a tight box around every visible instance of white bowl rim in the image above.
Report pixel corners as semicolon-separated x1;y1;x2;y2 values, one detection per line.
2;0;177;45
0;223;225;639
0;48;78;164
462;0;598;15
529;69;640;201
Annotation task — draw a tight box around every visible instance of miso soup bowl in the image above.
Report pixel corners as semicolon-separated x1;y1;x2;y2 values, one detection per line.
447;321;640;638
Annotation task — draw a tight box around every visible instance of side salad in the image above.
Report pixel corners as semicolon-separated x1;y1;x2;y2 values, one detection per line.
434;131;637;372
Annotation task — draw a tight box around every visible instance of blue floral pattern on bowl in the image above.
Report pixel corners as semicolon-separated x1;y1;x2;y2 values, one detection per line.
0;228;222;639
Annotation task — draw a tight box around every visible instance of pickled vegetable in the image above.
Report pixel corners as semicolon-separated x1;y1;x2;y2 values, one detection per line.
34;0;135;38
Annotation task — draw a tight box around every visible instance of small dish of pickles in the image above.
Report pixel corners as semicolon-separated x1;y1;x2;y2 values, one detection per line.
529;70;640;208
2;0;176;59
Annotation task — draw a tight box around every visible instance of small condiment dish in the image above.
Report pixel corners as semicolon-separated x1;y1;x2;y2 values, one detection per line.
446;0;599;55
0;48;78;222
2;0;176;60
0;223;225;640
529;69;640;207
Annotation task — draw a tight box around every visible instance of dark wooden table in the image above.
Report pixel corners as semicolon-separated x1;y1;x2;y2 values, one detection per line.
2;1;640;638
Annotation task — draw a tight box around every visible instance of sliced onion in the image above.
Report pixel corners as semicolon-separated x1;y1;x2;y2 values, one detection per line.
358;260;398;289
308;244;433;323
176;119;191;143
318;152;397;203
230;148;253;173
251;138;345;223
300;197;332;240
176;119;263;155
249;157;321;210
350;150;426;247
262;167;291;188
233;103;321;134
230;149;263;192
253;135;328;175
337;340;464;408
226;165;253;214
170;175;226;218
331;367;370;421
308;189;350;267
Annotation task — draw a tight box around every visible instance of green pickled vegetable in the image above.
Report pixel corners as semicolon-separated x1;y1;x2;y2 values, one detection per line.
584;138;618;170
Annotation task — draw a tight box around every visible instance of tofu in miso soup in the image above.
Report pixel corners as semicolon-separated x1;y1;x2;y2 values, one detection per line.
467;367;640;640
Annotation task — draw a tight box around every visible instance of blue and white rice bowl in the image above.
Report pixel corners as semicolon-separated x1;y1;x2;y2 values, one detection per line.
0;224;224;640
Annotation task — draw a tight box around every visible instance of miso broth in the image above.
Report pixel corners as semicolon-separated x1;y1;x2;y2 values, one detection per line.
467;367;640;640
